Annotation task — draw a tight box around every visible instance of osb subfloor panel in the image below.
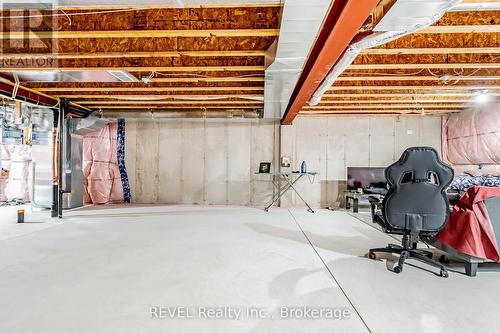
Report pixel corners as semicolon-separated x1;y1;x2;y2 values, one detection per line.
1;205;500;333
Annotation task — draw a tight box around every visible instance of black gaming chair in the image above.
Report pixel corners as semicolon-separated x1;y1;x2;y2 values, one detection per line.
368;147;454;278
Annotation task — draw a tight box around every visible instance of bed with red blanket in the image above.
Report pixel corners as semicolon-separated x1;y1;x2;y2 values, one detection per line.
434;186;500;276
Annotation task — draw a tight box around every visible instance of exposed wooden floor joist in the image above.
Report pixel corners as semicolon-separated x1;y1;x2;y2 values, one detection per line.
322;92;500;98
62;94;263;100
336;75;500;81
0;29;280;39
37;87;264;92
55;4;283;10
299;9;500;116
304;103;468;110
2;66;266;72
315;99;471;104
2;5;497;116
31;63;500;72
348;63;500;70
361;47;500;55
0;50;267;60
76;100;264;105
419;25;500;33
150;77;264;83
328;85;500;91
299;109;460;114
88;105;263;109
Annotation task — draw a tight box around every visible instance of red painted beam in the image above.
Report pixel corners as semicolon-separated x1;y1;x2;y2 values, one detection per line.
0;80;58;107
281;0;379;125
0;78;89;117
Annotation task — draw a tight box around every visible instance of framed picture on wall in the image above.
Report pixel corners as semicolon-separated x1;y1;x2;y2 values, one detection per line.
259;162;271;174
281;156;291;168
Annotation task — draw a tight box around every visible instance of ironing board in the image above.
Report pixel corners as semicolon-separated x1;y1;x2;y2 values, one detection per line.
255;172;318;213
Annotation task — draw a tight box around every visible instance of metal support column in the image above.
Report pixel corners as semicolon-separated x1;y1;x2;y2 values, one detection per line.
57;98;69;218
50;108;59;218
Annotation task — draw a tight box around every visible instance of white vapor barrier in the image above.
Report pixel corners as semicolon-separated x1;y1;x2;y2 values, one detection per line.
125;118;279;205
280;116;443;208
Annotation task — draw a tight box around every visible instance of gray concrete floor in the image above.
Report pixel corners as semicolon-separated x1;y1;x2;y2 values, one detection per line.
1;205;500;333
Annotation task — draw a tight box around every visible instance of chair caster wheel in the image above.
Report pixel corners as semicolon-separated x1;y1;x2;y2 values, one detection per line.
439;255;450;264
368;252;376;260
440;269;449;278
393;265;403;274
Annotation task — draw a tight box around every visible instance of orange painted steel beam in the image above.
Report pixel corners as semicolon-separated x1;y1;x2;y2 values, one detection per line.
281;0;380;125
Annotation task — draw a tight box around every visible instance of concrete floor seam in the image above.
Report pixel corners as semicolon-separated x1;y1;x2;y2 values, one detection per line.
286;209;373;333
0;223;61;246
348;212;401;243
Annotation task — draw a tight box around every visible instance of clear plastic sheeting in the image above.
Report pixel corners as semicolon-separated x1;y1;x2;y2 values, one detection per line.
443;102;500;173
83;122;124;204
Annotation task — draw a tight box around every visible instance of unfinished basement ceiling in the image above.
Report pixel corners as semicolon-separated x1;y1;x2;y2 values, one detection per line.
301;1;500;116
0;3;283;116
0;0;498;118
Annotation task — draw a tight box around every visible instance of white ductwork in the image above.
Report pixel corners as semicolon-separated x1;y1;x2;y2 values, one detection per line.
102;110;261;119
309;0;460;106
450;1;500;11
263;0;332;119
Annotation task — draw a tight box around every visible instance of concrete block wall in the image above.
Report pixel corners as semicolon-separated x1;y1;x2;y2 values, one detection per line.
124;115;442;207
125;118;279;205
280;116;443;208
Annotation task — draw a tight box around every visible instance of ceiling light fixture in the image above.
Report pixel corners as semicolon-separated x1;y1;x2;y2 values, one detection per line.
473;90;491;104
439;75;450;85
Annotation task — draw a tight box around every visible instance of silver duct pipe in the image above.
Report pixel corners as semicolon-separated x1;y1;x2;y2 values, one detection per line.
263;0;332;119
450;1;500;11
102;109;263;119
309;0;460;106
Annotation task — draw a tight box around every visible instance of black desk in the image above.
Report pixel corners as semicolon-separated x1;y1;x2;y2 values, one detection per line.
345;191;384;213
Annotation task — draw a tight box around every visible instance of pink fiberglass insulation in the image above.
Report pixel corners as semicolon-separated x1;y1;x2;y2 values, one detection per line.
83;122;124;204
0;144;10;201
443;102;500;175
3;144;32;202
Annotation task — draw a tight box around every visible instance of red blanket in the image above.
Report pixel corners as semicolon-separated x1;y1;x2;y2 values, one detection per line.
437;186;500;262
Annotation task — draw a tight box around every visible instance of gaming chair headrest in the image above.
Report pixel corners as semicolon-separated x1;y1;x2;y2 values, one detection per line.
386;147;454;191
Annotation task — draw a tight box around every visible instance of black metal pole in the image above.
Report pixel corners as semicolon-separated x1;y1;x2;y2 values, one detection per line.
57;99;69;218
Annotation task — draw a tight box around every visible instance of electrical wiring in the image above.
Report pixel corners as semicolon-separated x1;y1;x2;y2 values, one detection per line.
152;72;264;79
0;7;154;20
112;95;263;101
59;9;72;28
343;69;425;77
11;74;20;100
426;68;441;77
